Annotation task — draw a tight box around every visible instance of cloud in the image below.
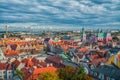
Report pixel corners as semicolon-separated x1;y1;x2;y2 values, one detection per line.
0;0;120;28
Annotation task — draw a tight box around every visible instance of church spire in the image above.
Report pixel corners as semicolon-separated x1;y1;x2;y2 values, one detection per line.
82;27;86;42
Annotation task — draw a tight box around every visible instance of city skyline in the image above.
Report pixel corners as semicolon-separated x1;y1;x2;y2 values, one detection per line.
0;0;120;28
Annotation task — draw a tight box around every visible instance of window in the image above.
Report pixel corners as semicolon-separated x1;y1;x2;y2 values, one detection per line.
4;75;7;79
3;71;6;74
0;72;2;74
107;77;110;80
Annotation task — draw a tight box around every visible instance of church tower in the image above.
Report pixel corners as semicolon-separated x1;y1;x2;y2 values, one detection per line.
4;25;9;38
82;28;86;42
106;31;112;43
97;29;104;41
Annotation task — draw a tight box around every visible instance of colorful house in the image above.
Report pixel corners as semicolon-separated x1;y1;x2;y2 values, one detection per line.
0;63;13;80
106;53;120;68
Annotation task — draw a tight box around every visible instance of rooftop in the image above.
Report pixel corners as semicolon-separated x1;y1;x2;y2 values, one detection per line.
93;65;120;79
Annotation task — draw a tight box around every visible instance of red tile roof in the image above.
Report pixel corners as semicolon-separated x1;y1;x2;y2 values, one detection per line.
5;49;18;56
98;42;104;45
0;63;7;70
22;57;47;68
21;67;56;80
12;59;20;68
74;46;78;49
21;67;33;80
77;54;83;58
46;56;63;64
79;47;88;53
7;64;12;70
90;54;106;66
117;54;120;60
0;63;12;70
0;42;3;45
33;66;57;75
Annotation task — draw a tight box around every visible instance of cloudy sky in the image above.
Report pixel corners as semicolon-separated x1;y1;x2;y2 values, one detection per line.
0;0;120;28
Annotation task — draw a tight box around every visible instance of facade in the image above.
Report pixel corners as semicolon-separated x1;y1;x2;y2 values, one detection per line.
0;63;13;80
97;32;112;44
106;53;120;68
82;28;86;42
0;48;5;60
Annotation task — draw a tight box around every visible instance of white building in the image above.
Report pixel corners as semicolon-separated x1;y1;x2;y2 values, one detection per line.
0;63;13;80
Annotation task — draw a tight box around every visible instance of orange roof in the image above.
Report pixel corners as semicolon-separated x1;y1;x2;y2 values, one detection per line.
65;45;69;50
0;63;12;70
0;42;3;45
79;47;88;53
33;67;57;75
74;46;78;49
5;49;18;56
0;63;7;70
77;54;83;58
98;42;104;45
117;54;120;60
6;41;28;45
27;60;33;67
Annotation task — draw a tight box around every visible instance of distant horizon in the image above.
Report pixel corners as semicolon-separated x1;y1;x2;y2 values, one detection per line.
0;23;120;31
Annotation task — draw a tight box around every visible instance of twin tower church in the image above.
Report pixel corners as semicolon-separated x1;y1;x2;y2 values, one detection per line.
82;28;112;44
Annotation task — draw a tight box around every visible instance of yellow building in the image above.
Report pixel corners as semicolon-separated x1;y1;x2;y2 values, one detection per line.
106;53;120;68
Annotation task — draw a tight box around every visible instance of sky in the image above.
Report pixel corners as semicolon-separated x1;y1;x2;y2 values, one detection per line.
0;0;120;29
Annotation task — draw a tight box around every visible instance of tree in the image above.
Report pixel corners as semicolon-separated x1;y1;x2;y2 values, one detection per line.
78;66;86;75
39;71;60;80
73;66;93;80
112;36;119;41
57;66;77;80
15;69;24;79
57;66;93;80
83;75;93;80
